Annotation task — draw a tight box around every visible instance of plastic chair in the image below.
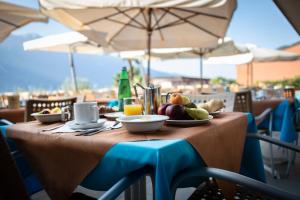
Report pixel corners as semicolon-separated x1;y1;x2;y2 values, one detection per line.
25;97;77;121
171;133;300;200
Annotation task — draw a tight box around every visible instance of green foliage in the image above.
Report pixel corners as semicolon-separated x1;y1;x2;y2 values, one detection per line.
114;60;143;87
263;75;300;88
209;76;236;86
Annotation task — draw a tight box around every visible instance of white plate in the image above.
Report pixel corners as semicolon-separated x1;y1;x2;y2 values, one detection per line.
165;115;213;126
117;115;169;133
66;119;106;130
209;109;224;117
104;112;124;120
31;113;62;123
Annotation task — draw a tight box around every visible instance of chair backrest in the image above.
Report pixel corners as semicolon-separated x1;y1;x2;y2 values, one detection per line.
188;92;235;112
25;97;77;121
283;88;295;98
0;131;30;200
233;90;253;113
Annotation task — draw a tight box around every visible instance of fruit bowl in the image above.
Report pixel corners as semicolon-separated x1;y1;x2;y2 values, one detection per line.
117;115;169;133
31;113;62;123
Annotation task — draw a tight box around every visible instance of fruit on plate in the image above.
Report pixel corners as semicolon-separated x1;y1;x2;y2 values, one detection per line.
51;107;61;114
158;103;171;115
39;109;51;114
181;95;190;105
198;99;225;113
184;102;197;108
169;93;183;105
169;93;191;105
185;108;209;120
166;104;185;120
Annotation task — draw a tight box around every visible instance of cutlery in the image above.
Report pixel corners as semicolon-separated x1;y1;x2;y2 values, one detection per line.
79;122;121;136
42;124;64;132
74;126;107;136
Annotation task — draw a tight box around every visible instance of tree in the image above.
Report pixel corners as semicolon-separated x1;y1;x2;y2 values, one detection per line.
209;76;236;86
113;59;144;87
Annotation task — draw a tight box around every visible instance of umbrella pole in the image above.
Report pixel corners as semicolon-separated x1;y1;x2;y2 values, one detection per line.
146;8;152;86
68;51;79;93
200;53;203;93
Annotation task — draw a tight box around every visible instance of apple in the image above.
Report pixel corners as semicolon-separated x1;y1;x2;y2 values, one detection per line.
158;103;171;115
166;104;185;120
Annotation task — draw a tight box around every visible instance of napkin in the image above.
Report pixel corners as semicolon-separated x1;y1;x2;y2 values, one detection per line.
50;120;116;133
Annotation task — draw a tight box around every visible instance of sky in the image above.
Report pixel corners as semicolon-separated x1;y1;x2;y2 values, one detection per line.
6;0;300;79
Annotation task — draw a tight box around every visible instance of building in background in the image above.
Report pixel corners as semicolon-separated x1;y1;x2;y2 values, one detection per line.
236;42;300;86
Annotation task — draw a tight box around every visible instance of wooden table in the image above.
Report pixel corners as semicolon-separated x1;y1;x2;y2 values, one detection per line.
0;108;25;123
7;113;247;200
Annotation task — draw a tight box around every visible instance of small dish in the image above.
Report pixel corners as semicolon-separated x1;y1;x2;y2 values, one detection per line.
66;119;106;130
104;112;124;120
31;113;62;123
165;115;213;126
117;115;169;133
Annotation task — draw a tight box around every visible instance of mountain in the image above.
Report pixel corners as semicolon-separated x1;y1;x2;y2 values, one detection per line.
0;34;174;92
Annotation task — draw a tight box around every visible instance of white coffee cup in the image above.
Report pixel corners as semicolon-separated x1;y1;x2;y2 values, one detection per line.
74;102;99;124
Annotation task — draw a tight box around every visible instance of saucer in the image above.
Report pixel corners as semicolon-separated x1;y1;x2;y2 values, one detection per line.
66;119;106;130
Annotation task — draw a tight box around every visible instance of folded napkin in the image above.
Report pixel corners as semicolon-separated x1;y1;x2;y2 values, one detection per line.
50;120;116;133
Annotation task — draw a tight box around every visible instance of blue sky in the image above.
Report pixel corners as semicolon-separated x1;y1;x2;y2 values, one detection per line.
7;0;300;79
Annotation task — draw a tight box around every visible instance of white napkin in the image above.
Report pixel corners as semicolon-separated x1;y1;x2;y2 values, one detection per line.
50;120;116;133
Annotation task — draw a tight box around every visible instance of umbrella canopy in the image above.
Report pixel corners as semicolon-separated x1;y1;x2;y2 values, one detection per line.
39;0;237;85
23;30;107;92
118;38;247;90
205;43;300;86
273;0;300;35
0;1;48;42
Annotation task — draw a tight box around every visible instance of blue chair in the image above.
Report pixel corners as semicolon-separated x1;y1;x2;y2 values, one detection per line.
171;133;300;200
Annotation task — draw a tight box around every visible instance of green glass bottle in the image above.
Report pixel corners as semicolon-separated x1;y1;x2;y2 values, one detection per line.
118;67;131;111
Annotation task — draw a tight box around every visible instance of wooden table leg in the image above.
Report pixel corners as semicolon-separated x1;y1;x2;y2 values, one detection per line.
125;176;147;200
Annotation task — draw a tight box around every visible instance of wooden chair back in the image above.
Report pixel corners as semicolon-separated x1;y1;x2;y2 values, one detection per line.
25;97;77;121
188;92;235;112
283;88;295;98
233;90;253;113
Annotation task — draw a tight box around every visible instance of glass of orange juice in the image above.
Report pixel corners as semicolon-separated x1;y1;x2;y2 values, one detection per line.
124;97;143;116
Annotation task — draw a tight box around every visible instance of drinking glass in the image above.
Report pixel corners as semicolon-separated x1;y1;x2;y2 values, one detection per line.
123;97;143;116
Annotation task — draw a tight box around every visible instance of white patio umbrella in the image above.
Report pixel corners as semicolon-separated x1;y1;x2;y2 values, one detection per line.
205;43;300;86
39;0;237;85
273;0;300;35
119;38;247;90
0;1;48;42
23;30;107;92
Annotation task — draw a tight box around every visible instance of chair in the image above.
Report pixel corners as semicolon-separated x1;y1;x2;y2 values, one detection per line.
188;92;236;112
0;123;30;200
0;120;149;200
25;97;77;121
233;91;280;178
233;91;253;113
171;134;300;200
283;88;295;99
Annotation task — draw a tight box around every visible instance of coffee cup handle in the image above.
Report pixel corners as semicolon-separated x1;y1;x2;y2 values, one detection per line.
61;106;71;122
92;105;99;122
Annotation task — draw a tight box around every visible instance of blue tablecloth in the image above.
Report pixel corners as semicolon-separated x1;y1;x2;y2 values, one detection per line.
81;113;265;200
258;100;297;143
1;114;265;200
